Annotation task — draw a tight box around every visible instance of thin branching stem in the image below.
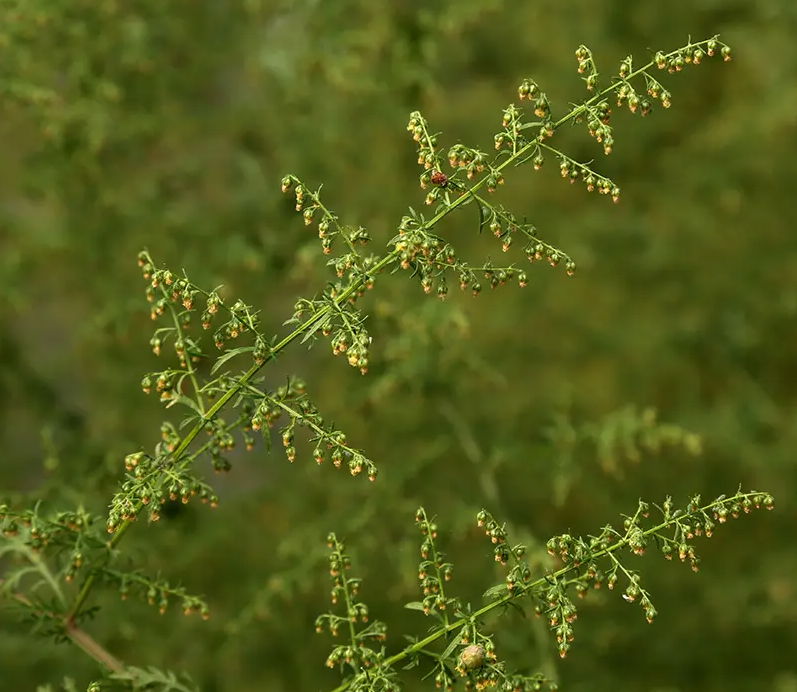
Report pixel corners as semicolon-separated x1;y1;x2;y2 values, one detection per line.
330;490;762;691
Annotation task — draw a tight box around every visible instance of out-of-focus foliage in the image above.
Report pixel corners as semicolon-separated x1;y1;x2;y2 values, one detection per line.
0;0;794;690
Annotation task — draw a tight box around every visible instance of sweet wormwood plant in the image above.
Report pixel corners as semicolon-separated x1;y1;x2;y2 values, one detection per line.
322;493;773;692
0;35;773;692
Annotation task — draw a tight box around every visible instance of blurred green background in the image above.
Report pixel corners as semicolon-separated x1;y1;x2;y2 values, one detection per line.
1;0;795;690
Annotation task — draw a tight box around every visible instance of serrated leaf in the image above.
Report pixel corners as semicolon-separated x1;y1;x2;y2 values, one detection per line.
211;346;255;374
111;665;197;692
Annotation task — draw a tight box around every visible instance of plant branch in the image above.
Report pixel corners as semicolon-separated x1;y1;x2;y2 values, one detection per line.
329;490;766;691
66;34;729;628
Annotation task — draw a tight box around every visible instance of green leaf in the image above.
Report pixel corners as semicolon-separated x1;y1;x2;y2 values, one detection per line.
300;314;328;345
477;199;489;234
482;583;509;600
404;601;426;611
163;394;203;416
440;630;464;660
111;665;197;692
211;346;255;374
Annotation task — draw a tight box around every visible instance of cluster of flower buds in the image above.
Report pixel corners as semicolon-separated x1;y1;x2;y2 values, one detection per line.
251;382;377;480
0;506;94;561
501;103;520;129
494;103;528;154
108;570;210;619
557;154;620;202
407;110;443;173
538;579;578;658
200;416;239;471
108;455;219;532
320;534;389;677
200;291;221;329
289;294;372;373
545;532;596;566
700;491;774;519
517;77;550;120
575;44;599;91
482;167;505;193
324;644;385;672
572;563;606;598
488;212;513;249
330;253;358;279
140;263;202;343
452;264;502;295
414;508;456;614
481;265;525;293
581;100;614;154
655;38;731;76
434;669;455;691
394;215;454;272
394;208;554;297
501;674;559;692
282;174;368;258
212;298;257;350
447;143;487;180
289;295;324;326
140;261;193;319
525;241;576;277
139;251;265;366
493;131;512;152
476;509;532;595
607;568;658;623
140;368;178;402
615;82;654;116
158;421;180;452
555;491;775;632
658;492;774;571
331;325;371;373
249;378;305;429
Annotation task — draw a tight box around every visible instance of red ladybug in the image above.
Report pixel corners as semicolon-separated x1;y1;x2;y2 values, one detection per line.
430;170;449;187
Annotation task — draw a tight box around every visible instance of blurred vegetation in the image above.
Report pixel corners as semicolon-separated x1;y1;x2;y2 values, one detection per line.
1;0;795;690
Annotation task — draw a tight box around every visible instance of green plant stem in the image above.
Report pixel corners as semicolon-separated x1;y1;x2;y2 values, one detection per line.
66;40;705;624
165;296;205;416
311;192;364;265
340;563;363;678
5;587;124;673
329;491;760;692
261;394;363;460
65;619;125;673
21;544;66;608
418;511;450;628
66;252;396;622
